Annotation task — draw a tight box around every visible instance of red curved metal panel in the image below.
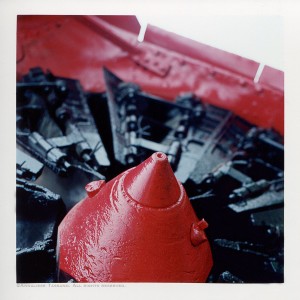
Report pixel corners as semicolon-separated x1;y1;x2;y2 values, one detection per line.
17;15;284;135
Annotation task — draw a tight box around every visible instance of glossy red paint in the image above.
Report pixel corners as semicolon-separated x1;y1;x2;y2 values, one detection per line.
17;15;284;135
144;24;260;80
190;219;209;247
85;180;106;198
58;152;213;282
124;152;180;208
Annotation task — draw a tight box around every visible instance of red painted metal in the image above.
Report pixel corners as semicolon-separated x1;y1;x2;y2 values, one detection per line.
144;24;284;93
58;152;213;282
259;65;284;92
144;24;260;80
17;16;283;282
97;15;140;35
78;16;172;77
17;15;284;135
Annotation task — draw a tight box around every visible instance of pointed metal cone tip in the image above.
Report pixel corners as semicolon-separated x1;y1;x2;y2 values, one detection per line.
124;152;181;208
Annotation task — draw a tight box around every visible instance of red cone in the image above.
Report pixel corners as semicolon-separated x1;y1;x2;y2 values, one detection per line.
58;152;213;282
124;152;180;208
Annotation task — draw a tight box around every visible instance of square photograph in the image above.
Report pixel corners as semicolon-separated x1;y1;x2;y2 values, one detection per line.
16;15;284;284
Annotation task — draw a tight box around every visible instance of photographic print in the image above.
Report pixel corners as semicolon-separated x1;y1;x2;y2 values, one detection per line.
16;14;284;284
